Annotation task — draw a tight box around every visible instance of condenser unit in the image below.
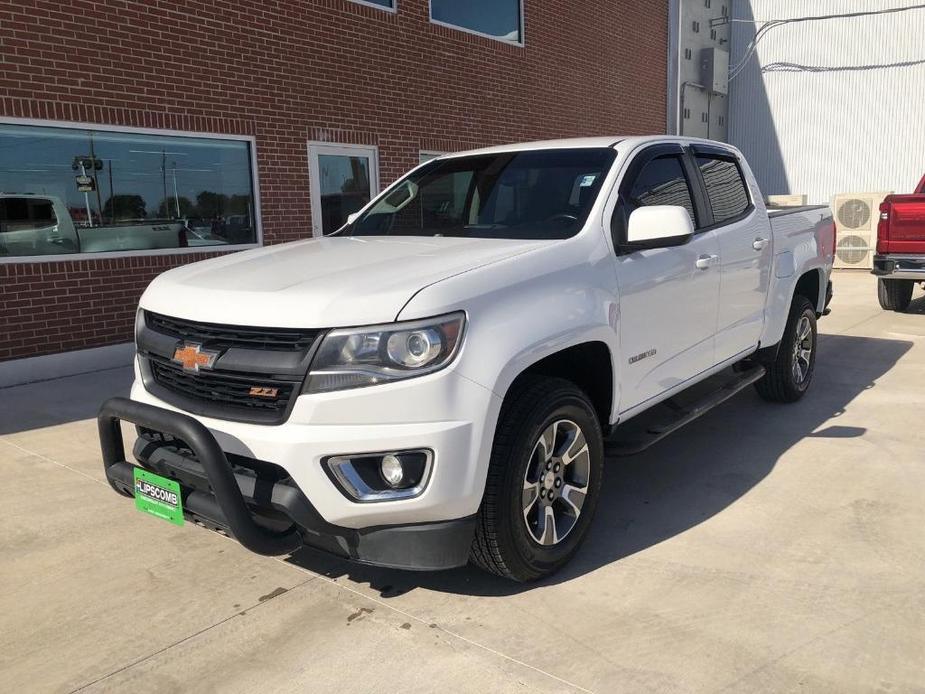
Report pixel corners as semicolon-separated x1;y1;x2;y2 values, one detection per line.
831;192;892;269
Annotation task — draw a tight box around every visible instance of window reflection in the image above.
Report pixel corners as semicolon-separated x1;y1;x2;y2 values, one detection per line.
430;0;522;43
0;123;257;257
318;154;372;235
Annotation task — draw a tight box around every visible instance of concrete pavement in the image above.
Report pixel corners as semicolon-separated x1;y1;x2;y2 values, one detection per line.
2;270;924;693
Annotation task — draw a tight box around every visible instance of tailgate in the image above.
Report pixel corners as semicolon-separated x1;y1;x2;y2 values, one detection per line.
880;195;925;253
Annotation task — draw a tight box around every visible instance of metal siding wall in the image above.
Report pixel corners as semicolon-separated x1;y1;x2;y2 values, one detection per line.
729;0;925;203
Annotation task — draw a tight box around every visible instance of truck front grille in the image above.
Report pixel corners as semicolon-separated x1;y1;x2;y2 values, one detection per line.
145;311;320;352
139;311;322;424
150;360;295;415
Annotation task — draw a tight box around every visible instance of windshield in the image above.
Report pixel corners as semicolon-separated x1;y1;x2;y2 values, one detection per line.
343;148;616;240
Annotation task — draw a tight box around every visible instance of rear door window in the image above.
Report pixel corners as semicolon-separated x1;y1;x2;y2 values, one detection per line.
695;155;751;224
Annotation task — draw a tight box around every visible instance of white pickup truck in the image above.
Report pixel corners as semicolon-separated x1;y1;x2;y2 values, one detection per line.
0;193;224;256
99;136;834;581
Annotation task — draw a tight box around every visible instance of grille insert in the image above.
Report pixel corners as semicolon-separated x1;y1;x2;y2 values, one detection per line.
150;360;294;414
146;311;319;352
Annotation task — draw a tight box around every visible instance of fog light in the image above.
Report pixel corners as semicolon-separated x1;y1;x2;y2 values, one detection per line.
324;449;433;502
380;454;405;488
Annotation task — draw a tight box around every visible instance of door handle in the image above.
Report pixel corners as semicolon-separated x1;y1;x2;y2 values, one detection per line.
695;254;719;270
753;237;769;251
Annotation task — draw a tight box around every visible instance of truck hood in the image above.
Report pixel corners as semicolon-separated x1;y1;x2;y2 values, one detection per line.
140;236;546;327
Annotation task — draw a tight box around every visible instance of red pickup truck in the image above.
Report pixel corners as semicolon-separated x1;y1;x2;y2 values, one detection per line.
873;174;925;311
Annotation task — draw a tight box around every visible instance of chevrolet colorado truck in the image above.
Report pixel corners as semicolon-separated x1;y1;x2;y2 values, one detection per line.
873;174;925;311
99;136;835;581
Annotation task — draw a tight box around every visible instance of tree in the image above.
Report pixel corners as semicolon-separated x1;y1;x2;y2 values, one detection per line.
195;191;227;218
102;195;146;221
155;196;195;219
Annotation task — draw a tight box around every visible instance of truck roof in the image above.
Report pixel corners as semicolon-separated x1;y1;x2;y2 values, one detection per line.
439;135;740;159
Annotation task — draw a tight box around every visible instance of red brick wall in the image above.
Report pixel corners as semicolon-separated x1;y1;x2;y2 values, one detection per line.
0;0;669;361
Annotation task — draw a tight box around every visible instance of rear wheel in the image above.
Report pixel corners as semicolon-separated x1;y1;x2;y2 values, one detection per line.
877;278;914;312
755;296;817;403
470;376;604;582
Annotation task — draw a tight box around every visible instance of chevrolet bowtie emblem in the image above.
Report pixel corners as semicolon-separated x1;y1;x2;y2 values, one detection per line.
172;343;220;372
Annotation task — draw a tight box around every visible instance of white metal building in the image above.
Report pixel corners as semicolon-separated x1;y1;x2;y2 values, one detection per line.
726;1;925;204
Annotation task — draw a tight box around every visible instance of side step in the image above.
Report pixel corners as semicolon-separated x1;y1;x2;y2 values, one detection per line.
605;365;766;456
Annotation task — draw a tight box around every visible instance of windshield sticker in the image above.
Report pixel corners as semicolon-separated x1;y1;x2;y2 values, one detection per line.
579;174;597;187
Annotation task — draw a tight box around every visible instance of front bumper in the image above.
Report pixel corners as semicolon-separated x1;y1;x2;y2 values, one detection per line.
99;397;476;570
871;255;925;281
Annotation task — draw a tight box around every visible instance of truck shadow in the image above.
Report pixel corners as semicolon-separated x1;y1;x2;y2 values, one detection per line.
288;332;912;596
903;292;925;315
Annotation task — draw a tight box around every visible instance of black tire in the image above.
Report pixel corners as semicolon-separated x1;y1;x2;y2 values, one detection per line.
755;296;817;403
470;376;604;582
877;278;914;312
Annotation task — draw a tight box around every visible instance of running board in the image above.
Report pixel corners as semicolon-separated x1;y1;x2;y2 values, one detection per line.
605;365;766;456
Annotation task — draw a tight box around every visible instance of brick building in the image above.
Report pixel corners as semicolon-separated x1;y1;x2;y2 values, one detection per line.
0;0;669;366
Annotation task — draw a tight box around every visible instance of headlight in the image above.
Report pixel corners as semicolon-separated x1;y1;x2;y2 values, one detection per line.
304;312;465;393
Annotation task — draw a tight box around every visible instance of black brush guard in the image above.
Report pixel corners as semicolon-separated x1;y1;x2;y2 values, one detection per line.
97;396;476;569
98;397;301;556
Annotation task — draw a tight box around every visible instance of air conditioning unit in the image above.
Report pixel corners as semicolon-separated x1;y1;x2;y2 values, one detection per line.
831;192;892;269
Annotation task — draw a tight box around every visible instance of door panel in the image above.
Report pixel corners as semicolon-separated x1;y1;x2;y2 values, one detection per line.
610;147;721;413
616;231;721;411
693;152;770;361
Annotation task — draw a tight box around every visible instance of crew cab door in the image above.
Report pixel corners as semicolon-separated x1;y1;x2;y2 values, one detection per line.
610;144;721;413
690;145;770;362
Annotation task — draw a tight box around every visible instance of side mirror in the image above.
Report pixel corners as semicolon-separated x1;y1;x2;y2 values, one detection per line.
626;206;694;249
346;212;360;225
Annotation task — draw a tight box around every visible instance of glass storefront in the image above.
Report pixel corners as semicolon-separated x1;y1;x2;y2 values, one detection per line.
0;122;258;257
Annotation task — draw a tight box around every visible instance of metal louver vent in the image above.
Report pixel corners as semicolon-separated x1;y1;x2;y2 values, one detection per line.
837;199;871;230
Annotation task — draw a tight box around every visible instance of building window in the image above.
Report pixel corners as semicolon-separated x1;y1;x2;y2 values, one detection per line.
430;0;523;44
710;29;717;40
718;115;726;126
705;0;711;7
307;142;379;236
722;5;728;16
684;48;692;60
683;108;691;119
348;0;396;10
702;112;709;123
692;20;700;32
0;121;258;258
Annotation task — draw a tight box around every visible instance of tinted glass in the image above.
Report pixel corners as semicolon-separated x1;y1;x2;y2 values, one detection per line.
628;155;697;224
431;0;522;42
346;148;616;240
317;154;372;235
356;0;393;6
696;156;750;224
0;123;256;257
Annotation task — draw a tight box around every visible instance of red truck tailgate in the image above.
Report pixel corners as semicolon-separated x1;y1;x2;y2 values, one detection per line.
878;194;925;253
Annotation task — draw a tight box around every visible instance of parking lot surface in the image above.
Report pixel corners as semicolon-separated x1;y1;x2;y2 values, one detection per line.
2;270;924;693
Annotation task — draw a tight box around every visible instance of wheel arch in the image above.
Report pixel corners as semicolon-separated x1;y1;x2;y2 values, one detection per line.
500;341;616;430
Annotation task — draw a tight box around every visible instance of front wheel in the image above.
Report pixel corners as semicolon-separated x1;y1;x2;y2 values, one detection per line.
470;376;604;582
877;278;914;312
755;296;817;403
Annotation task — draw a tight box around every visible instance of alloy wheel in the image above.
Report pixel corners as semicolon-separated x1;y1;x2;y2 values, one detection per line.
522;419;591;546
792;315;813;384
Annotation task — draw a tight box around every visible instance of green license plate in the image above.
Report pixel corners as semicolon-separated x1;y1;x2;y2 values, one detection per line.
133;468;184;526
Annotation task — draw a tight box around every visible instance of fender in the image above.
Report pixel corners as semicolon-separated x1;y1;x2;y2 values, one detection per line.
398;234;622;425
760;209;833;348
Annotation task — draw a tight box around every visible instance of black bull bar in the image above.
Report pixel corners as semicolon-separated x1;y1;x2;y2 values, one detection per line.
98;396;302;556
